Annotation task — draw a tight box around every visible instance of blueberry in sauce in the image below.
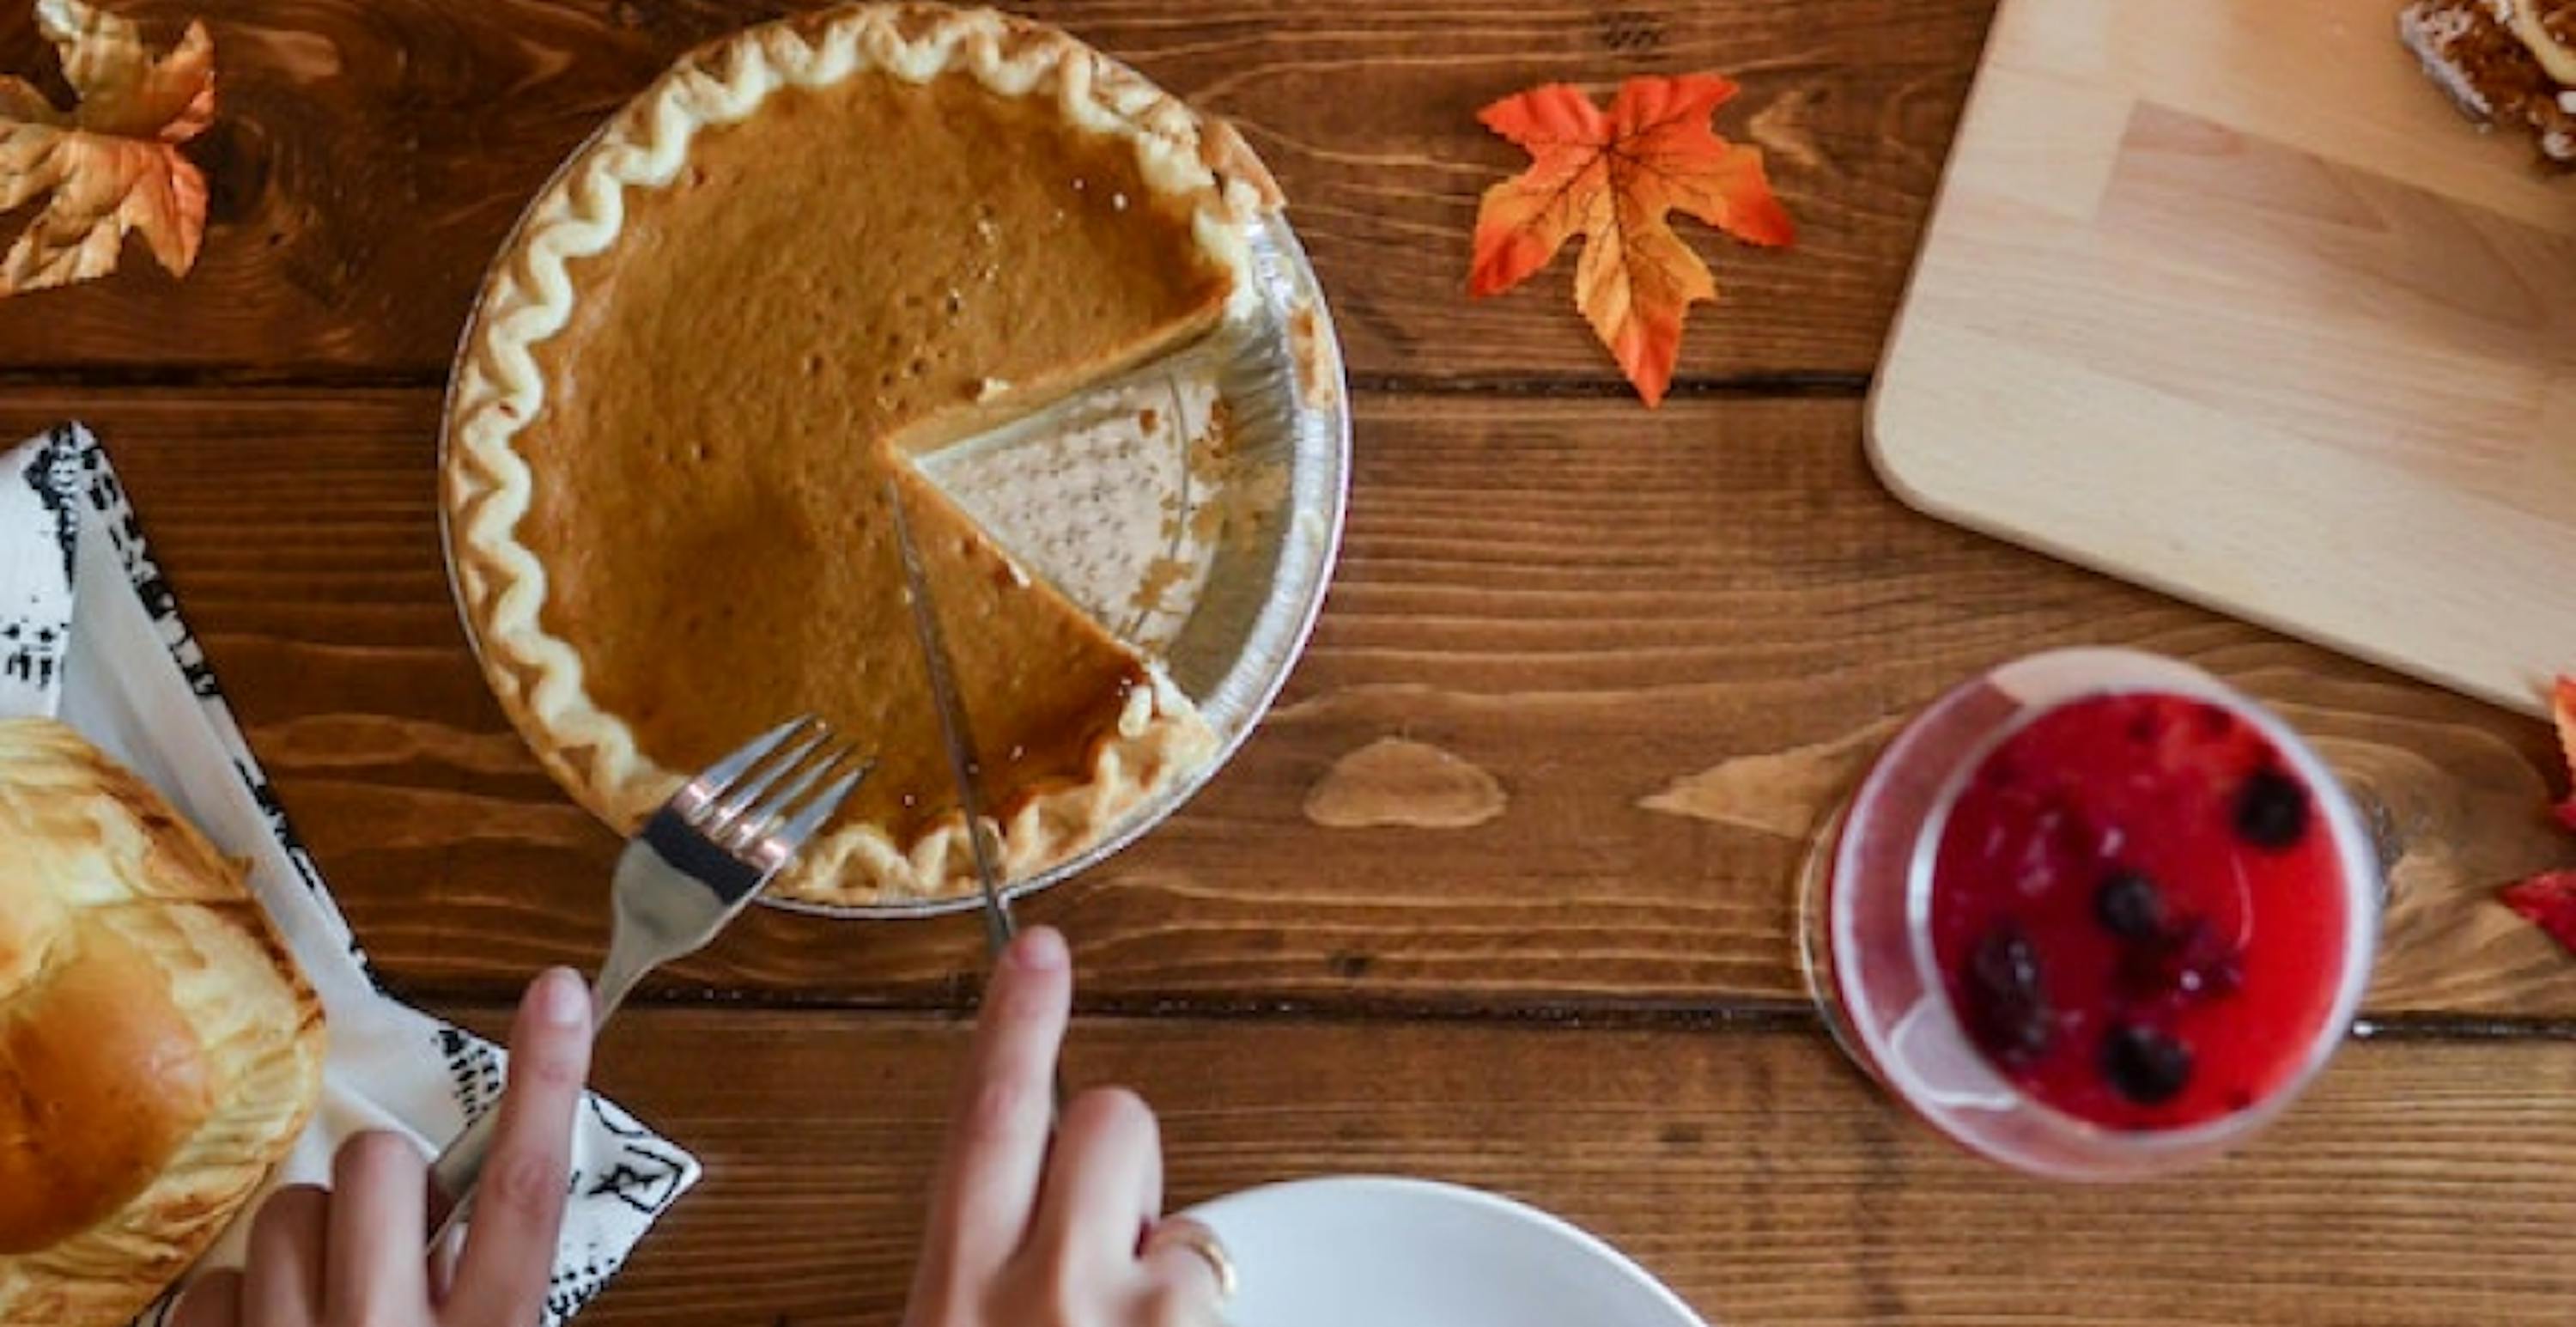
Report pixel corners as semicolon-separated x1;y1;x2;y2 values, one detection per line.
2165;920;2245;998
2117;917;2245;1001
2101;1024;2193;1105
2233;767;2311;851
2093;868;2165;940
1964;924;2054;1062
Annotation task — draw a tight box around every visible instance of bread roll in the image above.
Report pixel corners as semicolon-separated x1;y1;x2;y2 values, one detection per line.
0;718;325;1324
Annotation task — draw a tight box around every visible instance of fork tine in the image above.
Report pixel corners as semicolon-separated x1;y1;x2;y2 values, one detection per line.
691;715;816;807
743;741;850;827
762;758;870;862
730;743;864;849
703;727;830;840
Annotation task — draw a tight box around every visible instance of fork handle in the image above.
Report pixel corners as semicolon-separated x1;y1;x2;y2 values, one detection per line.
424;956;647;1252
427;1107;504;1236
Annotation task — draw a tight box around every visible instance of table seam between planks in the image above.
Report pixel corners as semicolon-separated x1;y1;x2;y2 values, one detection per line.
415;989;2576;1044
0;368;1879;396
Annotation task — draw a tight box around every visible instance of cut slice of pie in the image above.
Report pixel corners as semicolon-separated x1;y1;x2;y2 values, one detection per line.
441;3;1282;904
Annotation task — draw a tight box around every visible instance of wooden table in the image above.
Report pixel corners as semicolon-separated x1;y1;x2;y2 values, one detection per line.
9;1;2576;1321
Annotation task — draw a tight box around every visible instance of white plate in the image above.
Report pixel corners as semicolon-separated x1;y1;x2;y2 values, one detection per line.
1185;1177;1709;1327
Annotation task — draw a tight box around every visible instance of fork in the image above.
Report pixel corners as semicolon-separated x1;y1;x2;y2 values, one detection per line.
425;715;867;1247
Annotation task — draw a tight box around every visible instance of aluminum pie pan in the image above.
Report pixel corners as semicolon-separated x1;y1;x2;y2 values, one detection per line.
439;204;1352;922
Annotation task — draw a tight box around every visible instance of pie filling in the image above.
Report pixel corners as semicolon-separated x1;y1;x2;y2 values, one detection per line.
488;43;1251;896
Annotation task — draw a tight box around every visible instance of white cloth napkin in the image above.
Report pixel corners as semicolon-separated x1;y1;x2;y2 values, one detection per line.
3;424;700;1325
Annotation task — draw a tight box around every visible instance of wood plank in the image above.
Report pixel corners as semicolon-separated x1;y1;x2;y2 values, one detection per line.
0;0;1991;381
9;387;2571;1017
459;1007;2576;1325
1869;0;2576;717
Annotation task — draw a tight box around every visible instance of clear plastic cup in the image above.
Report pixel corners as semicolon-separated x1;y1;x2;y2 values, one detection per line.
1796;648;2380;1180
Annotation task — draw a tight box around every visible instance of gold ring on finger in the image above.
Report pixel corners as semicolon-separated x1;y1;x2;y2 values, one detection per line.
1146;1220;1238;1301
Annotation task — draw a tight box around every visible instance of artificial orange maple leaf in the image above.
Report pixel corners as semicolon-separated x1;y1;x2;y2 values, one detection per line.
1468;73;1794;407
0;0;215;296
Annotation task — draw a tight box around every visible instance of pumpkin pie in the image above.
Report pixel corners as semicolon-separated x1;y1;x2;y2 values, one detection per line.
441;3;1280;904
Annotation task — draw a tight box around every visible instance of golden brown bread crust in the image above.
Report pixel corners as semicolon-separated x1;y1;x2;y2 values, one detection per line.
0;925;215;1254
0;719;325;1323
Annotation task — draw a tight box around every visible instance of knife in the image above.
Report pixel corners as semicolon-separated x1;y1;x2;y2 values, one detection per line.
885;478;1017;958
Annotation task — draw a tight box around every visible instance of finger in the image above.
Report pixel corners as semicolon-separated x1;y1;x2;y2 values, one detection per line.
325;1131;431;1322
1134;1276;1230;1327
1030;1087;1163;1269
447;967;592;1322
921;926;1072;1281
1137;1215;1235;1312
168;1269;244;1327
242;1184;328;1324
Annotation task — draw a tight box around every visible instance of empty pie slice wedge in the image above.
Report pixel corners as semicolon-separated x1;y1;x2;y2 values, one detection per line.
441;3;1283;904
918;344;1236;657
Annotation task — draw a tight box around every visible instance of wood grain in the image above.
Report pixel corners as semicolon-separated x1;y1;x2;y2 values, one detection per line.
1870;0;2576;716
17;1;2575;1314
12;386;2567;1018
0;0;1991;382
454;1006;2576;1325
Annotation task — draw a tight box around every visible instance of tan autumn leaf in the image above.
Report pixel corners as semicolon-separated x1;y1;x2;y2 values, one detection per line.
0;0;215;296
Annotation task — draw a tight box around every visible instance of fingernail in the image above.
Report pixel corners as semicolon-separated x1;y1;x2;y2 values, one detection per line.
1012;926;1068;971
534;967;590;1027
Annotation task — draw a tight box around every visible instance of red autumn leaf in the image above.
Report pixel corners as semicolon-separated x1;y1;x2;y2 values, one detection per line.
2553;676;2576;830
2502;675;2576;953
2500;871;2576;956
1468;73;1794;407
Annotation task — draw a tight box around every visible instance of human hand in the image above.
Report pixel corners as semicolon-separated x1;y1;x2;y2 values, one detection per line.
172;966;595;1327
902;927;1232;1327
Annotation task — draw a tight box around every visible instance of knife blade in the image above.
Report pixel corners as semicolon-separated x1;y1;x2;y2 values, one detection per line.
885;478;1017;958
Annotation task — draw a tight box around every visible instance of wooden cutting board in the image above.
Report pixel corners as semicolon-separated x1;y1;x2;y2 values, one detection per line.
1872;0;2576;716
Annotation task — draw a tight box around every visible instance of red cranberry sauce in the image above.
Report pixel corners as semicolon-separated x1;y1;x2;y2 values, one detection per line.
1929;691;2348;1130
